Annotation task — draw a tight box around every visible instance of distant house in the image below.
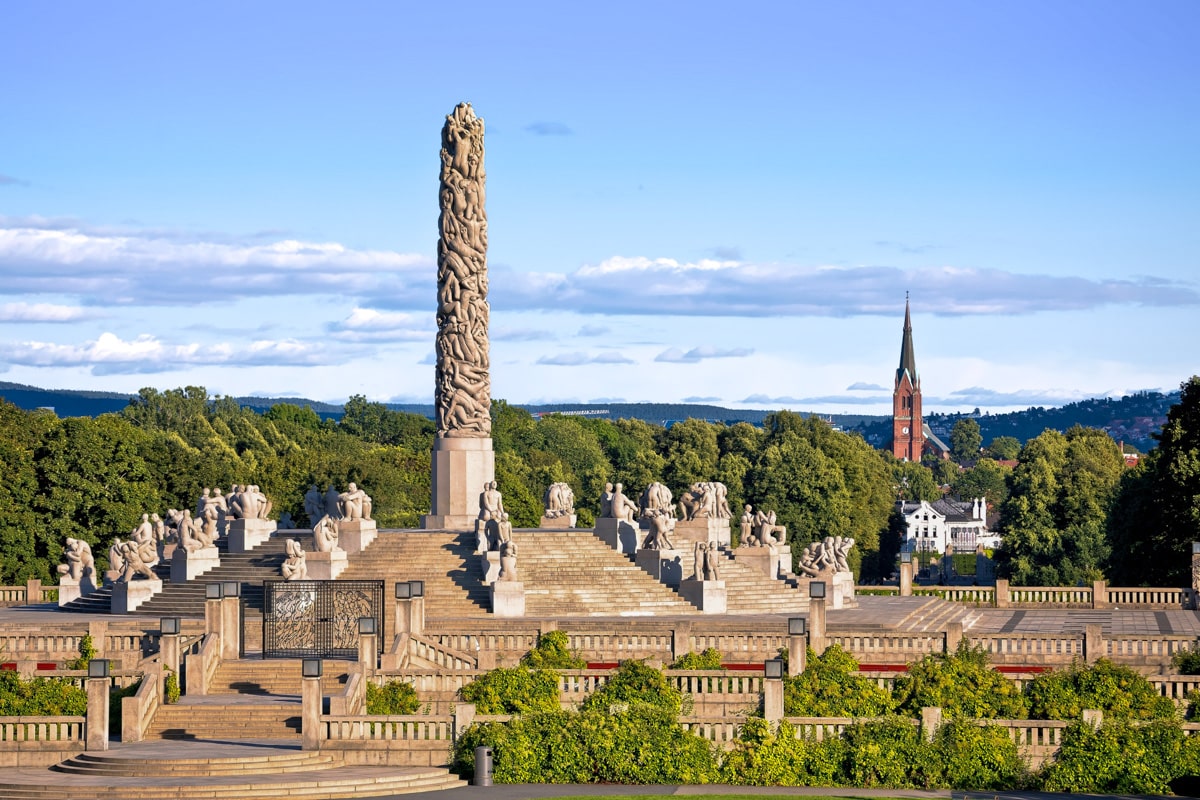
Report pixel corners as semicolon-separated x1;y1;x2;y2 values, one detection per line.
898;497;1000;555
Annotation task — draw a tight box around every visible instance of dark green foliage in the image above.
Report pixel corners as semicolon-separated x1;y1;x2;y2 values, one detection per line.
933;717;1029;790
0;671;87;715
164;669;180;704
951;457;1010;506
988;435;1021;460
783;645;892;717
581;660;684;715
841;716;939;788
1040;719;1200;795
452;706;719;784
520;630;585;670
66;634;96;671
1024;658;1176;721
1172;644;1200;675
670;648;724;670
459;668;560;714
366;680;421;714
950;419;983;462
892;461;940;502
892;640;1027;719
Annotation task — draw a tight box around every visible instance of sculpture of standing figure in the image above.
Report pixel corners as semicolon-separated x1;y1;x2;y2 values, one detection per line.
543;482;575;518
639;482;674;519
703;542;721;581
599;482;615;518
108;538;127;577
282;539;307;580
739;505;754;542
303;484;324;523
643;510;676;550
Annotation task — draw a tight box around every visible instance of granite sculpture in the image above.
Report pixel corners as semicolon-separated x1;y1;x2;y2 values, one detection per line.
338;483;373;521
57;537;95;582
678;482;732;521
312;514;341;553
282;539;307;580
639;482;674;519
543;482;575;518
642;509;676;551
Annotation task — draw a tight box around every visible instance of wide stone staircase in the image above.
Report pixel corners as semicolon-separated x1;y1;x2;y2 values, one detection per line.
337;531;491;617
894;595;981;632
516;531;700;616
713;548;813;614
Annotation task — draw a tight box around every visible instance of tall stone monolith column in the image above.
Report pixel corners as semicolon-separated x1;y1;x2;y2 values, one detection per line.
422;103;495;530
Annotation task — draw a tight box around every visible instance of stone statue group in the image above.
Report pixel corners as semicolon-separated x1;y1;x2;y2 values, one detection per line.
477;481;517;580
302;482;374;558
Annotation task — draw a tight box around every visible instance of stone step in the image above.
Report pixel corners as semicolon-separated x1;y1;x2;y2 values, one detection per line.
52;750;337;776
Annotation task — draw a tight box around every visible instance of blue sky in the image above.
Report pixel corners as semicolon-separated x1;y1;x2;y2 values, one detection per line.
1;1;1196;414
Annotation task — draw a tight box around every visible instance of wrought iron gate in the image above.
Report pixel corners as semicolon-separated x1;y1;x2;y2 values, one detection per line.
262;580;384;659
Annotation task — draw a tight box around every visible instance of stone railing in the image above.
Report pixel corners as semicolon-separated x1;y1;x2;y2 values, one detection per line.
1107;586;1189;608
0;716;86;766
120;669;157;743
0;580;58;608
878;580;1191;611
29;668;143;691
318;714;454;766
185;633;220;696
828;632;944;660
407;634;478;671
328;671;365;716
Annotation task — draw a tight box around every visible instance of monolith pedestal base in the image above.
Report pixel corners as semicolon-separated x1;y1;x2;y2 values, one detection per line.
112;579;163;614
171;546;220;582
58;575;97;607
678;579;727;613
307;550;348;580
423;438;495;530
226;519;277;553
635;548;688;586
594;518;643;554
673;518;732;549
490;581;525;617
338;519;377;554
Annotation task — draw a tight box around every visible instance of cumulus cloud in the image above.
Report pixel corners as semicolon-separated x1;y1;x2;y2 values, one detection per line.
742;394;807;405
683;395;722;403
0;332;334;375
524;122;573;136
935;386;1107;408
0;302;100;322
0;219;432;307
537;351;634;366
327;308;432;342
492;257;1200;317
655;345;753;363
492;327;555;342
847;381;887;391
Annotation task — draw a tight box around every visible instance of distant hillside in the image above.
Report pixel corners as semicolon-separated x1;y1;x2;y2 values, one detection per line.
0;381;1179;452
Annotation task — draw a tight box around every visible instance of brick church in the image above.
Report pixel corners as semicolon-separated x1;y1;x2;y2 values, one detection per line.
892;297;949;461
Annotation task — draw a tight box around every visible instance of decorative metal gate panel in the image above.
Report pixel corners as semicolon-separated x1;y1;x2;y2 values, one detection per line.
262;580;384;659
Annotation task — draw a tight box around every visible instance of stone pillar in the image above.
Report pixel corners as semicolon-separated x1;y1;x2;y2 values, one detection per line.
787;634;808;678
1082;708;1103;729
160;632;181;683
1092;580;1108;609
944;621;963;653
358;631;377;681
25;578;42;605
204;594;223;641
86;674;110;751
899;561;913;596
220;594;241;660
453;701;477;741
809;596;827;655
1084;624;1104;664
762;677;784;724
671;623;692;662
921;706;943;742
994;578;1009;608
422;103;495;530
302;673;322;751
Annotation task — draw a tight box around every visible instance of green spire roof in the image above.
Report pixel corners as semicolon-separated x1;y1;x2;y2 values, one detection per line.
897;296;918;385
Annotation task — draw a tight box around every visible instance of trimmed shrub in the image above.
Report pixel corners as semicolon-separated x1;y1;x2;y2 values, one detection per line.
164;669;180;704
1040;719;1198;794
366;679;420;714
841;716;941;789
934;717;1030;790
718;717;843;786
459;667;560;714
582;660;685;715
1024;658;1176;720
892;640;1026;719
784;644;892;717
520;630;585;670
0;670;87;715
670;648;724;670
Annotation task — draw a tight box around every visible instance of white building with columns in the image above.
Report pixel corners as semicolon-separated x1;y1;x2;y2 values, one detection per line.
898;497;1000;555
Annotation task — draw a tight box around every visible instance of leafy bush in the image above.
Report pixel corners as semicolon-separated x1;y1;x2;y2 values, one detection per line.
717;717;843;786
581;660;684;715
1172;644;1200;675
1024;658;1176;721
934;717;1030;790
452;705;718;784
784;644;892;717
892;640;1027;719
0;670;87;715
459;667;560;714
1039;719;1200;794
841;716;940;788
66;634;96;671
164;669;180;704
520;630;585;670
366;679;420;714
670;648;724;670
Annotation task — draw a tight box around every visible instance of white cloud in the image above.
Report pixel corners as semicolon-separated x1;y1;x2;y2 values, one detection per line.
0;332;335;375
655;345;754;363
536;351;635;366
847;381;888;391
328;308;432;342
0;302;99;322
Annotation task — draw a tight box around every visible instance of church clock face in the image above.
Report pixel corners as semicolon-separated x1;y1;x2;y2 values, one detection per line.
901;426;909;435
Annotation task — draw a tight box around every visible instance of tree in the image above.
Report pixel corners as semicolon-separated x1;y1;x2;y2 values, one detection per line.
892;461;940;502
951;458;1010;507
950;419;983;462
987;435;1021;461
1107;376;1200;585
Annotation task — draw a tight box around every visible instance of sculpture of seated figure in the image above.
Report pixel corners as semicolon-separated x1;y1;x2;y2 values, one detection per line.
312;514;340;553
118;539;157;581
57;537;95;582
130;513;160;567
108;538;127;578
282;539;307;580
610;482;638;523
599;482;615;517
493;512;513;549
338;482;373;521
179;510;211;551
679;482;732;521
478;481;504;522
498;539;518;582
151;513;166;543
642;510;676;551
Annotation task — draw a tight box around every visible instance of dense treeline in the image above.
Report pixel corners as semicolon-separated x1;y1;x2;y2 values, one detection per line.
1;377;1198;587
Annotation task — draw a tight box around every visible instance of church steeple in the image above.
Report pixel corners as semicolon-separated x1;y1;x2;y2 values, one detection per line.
892;294;925;462
897;293;918;386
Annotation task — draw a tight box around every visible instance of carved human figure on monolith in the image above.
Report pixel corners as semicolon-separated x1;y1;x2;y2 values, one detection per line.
312;514;340;553
543;482;575;518
338;483;373;521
